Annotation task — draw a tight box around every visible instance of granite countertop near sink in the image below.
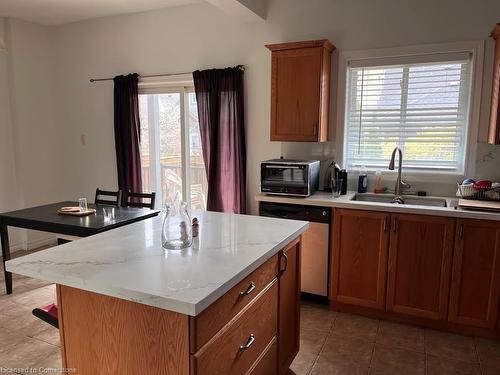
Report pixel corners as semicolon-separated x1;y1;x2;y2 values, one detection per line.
6;211;308;316
255;191;500;221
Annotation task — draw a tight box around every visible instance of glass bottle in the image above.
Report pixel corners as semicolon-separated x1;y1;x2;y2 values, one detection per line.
161;201;192;250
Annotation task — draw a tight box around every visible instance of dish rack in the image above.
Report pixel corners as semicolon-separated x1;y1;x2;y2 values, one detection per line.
457;183;500;201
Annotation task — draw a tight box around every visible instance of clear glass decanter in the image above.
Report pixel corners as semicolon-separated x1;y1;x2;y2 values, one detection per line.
161;201;192;250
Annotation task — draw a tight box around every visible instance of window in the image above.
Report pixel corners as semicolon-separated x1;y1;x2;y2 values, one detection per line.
139;84;207;210
341;44;483;176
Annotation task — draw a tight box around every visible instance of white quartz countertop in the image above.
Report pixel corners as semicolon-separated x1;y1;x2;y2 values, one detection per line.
256;191;500;221
6;211;308;316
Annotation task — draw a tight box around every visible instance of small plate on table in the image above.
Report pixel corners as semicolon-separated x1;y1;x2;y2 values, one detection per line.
57;207;96;216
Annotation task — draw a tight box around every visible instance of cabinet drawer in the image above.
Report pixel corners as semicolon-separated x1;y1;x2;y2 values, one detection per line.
191;280;278;375
248;337;277;375
190;254;278;352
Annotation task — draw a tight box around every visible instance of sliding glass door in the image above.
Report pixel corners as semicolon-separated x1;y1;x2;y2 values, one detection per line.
138;88;207;210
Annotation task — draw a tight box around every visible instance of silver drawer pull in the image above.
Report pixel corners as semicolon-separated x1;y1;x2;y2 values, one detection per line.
239;334;255;351
239;282;256;296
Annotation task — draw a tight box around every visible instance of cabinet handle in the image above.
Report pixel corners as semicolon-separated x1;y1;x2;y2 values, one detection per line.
280;252;288;274
239;334;255;351
392;218;397;232
383;217;388;232
459;224;464;240
239;282;256;296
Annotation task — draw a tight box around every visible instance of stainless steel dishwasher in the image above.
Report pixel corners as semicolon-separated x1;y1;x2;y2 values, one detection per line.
259;202;330;304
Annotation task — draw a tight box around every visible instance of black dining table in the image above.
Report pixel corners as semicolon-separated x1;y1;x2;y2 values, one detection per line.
0;201;159;294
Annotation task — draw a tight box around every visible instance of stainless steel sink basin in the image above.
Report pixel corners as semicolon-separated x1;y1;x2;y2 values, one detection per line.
351;193;447;207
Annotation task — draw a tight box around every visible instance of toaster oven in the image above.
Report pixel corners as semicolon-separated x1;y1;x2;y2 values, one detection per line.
260;159;320;197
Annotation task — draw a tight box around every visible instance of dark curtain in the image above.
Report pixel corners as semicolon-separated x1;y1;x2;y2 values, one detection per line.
113;73;142;205
193;67;246;214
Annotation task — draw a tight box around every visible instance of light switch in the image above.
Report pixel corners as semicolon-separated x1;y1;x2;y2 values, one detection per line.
80;134;86;146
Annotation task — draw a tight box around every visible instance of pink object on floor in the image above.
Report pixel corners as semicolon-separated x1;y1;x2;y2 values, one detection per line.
40;303;58;319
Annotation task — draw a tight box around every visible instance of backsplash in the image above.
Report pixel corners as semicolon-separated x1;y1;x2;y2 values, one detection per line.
475;142;500;179
281;141;500;198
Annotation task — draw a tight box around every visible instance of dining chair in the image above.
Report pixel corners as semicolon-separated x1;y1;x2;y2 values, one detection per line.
95;188;122;206
124;191;156;210
32;303;58;329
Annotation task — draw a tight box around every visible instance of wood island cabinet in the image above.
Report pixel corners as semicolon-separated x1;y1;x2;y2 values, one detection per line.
278;239;301;375
449;219;500;328
386;214;455;321
266;40;334;142
331;209;390;310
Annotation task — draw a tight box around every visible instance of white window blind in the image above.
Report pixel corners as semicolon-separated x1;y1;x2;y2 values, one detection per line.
344;53;473;174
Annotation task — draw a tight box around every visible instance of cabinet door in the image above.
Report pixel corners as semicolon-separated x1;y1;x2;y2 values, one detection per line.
449;219;500;328
386;214;455;320
278;238;301;375
271;47;322;141
331;209;390;310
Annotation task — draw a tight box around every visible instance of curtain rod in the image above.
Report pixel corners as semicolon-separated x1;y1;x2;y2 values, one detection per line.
89;65;245;83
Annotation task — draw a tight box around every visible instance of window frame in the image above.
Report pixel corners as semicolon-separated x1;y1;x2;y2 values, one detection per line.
138;74;201;209
336;41;484;180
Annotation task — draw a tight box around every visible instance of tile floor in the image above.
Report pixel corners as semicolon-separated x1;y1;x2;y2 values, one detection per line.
290;303;500;375
1;253;500;374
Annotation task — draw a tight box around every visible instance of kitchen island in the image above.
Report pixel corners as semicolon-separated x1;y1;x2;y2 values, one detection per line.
6;211;308;375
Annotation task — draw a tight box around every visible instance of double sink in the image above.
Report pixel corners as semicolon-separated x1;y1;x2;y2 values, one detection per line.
351;193;448;208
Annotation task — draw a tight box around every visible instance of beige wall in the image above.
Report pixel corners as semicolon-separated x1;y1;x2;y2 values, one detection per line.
2;0;500;221
50;0;500;213
1;18;61;249
0;18;24;247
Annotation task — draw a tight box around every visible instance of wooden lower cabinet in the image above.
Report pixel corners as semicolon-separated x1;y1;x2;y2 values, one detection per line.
189;254;278;352
248;337;278;375
331;208;500;337
278;238;301;375
386;214;455;320
449;219;500;328
192;281;278;375
57;285;191;375
331;209;389;310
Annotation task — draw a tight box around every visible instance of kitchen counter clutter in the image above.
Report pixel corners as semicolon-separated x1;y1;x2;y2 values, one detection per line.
6;210;307;316
256;191;500;221
6;211;308;374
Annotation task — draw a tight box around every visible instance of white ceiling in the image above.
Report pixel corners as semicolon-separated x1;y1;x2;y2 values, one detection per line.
0;0;203;26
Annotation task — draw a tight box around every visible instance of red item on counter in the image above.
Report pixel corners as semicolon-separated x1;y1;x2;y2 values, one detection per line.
473;180;492;191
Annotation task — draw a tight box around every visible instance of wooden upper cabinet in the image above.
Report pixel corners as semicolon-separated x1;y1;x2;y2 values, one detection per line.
449;219;500;329
266;40;335;142
386;214;455;321
488;23;500;144
331;209;390;310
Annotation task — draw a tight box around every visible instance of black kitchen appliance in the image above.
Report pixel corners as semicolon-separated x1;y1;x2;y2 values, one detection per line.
260;159;320;197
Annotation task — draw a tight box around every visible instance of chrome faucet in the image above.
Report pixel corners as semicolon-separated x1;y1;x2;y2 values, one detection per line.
388;147;410;200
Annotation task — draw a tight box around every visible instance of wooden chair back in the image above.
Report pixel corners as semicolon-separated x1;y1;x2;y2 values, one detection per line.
94;188;122;206
124;191;156;210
